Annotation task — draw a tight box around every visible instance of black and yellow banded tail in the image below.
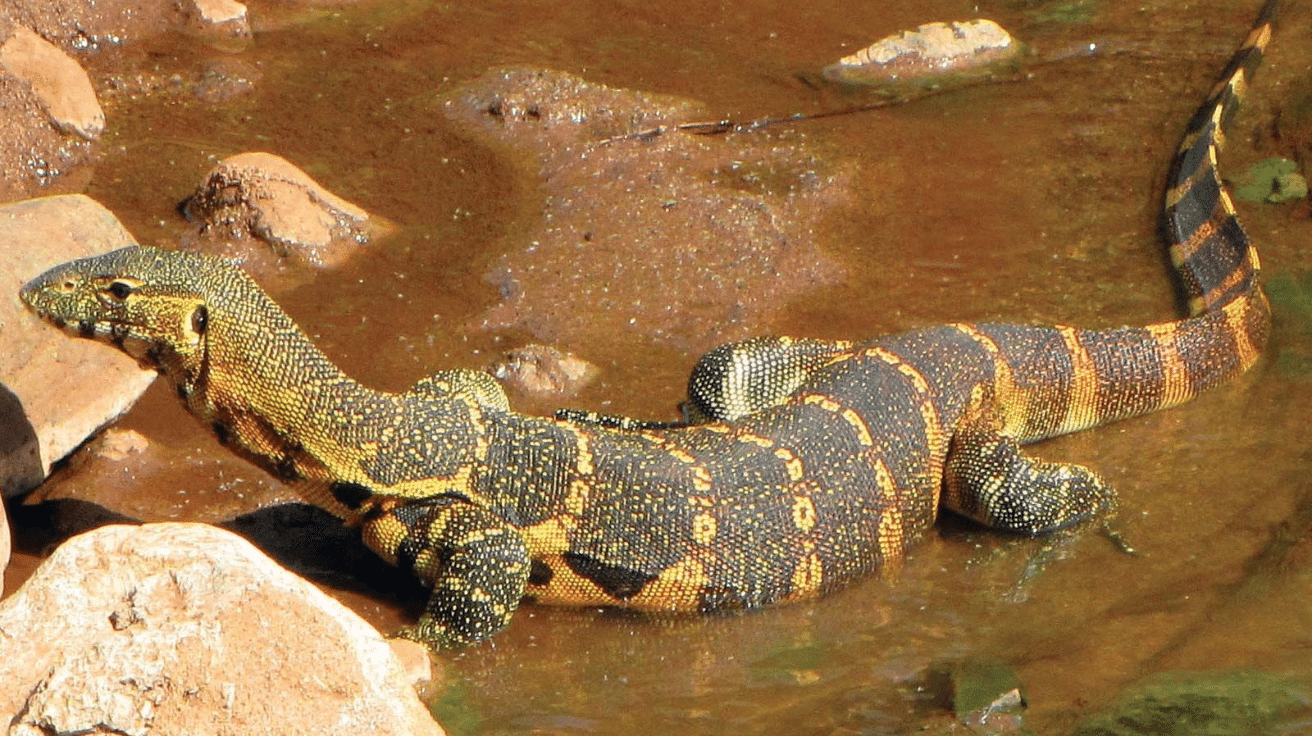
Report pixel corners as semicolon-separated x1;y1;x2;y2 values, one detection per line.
987;0;1278;444
1164;0;1280;315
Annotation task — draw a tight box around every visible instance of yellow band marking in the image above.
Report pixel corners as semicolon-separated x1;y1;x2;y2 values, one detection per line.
877;506;905;565
872;457;896;502
566;479;590;516
1057;326;1100;434
735;431;774;449
862;345;933;396
379;466;476;500
1223;297;1261;371
951;323;1023;431
1170;217;1218;265
791;495;817;533
865;347;944;459
667;446;699;466
800;390;875;446
692;512;717;546
774;447;804;482
692;466;713;491
630;556;708;610
839;408;874;447
1144;321;1192;409
789;547;823;599
521;517;575;555
1201;256;1251;310
801;392;842;413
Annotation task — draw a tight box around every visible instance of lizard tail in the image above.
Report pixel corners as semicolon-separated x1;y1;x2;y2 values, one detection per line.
1162;0;1280;315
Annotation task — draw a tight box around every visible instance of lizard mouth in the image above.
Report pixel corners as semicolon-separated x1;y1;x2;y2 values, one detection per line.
20;292;143;344
43;313;140;344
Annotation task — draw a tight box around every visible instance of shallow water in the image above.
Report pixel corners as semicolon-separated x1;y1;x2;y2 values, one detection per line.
13;0;1312;732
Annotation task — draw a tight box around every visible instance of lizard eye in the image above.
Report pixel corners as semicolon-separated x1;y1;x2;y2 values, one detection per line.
105;280;136;301
191;305;208;335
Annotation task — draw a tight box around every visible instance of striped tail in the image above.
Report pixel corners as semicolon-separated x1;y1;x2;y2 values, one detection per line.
989;0;1278;444
1162;0;1279;315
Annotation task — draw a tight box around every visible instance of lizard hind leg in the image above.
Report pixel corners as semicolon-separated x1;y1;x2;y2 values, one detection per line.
362;496;530;649
943;412;1118;536
685;336;855;422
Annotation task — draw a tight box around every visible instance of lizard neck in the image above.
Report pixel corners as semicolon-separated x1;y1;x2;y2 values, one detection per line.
169;273;470;511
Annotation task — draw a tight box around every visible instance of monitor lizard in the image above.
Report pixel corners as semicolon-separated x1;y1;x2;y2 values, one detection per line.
20;0;1278;649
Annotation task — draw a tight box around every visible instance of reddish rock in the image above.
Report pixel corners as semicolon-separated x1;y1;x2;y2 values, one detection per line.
182;152;385;269
0;24;99;201
0;26;104;140
444;67;850;353
0;523;445;736
187;0;250;38
0;0;187;53
0;195;156;498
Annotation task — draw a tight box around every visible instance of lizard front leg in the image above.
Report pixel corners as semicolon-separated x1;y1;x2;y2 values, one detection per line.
361;495;530;649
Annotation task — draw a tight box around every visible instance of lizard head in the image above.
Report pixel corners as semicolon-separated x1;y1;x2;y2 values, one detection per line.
20;246;223;377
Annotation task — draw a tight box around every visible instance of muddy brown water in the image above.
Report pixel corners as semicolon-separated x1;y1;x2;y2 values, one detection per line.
9;0;1312;733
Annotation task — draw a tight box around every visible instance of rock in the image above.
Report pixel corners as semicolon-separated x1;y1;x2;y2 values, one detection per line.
1067;671;1306;736
445;67;849;352
0;26;105;140
389;639;437;688
187;0;251;38
0;66;95;201
489;344;599;397
182;152;383;268
0;523;446;736
1234;157;1308;204
0;195;157;498
824;19;1023;88
0;495;9;591
0;0;187;52
951;659;1026;732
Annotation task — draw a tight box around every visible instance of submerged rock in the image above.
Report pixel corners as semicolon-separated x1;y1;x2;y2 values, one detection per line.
1067;671;1308;736
0;523;445;736
444;67;850;353
0;195;156;498
824;19;1023;88
489;344;599;398
182;152;384;268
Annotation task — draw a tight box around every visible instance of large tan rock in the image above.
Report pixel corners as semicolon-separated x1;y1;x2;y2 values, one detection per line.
0;495;9;591
0;523;445;736
0;195;156;498
0;26;105;140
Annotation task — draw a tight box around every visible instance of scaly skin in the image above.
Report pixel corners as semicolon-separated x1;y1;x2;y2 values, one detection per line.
20;0;1277;649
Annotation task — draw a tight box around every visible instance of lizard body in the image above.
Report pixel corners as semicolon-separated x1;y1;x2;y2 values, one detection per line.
20;0;1277;649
